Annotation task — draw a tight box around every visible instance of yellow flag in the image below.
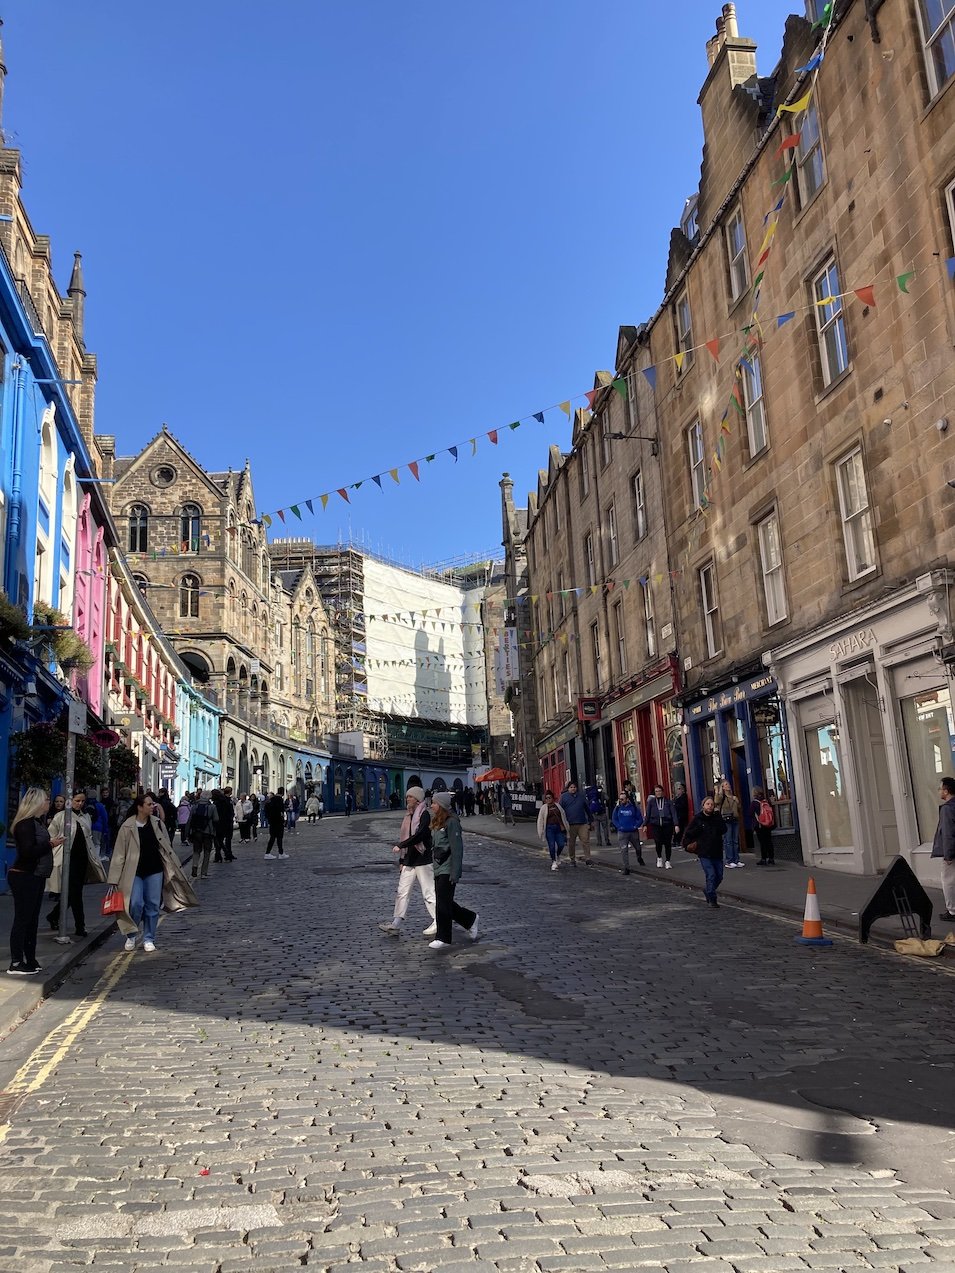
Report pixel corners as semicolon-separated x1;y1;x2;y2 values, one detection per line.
389;468;400;483
559;401;571;417
320;493;329;510
674;351;685;373
759;221;777;254
777;90;812;116
815;296;839;308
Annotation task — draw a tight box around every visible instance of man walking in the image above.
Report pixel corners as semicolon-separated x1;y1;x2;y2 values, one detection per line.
586;784;611;846
188;790;218;879
212;787;236;862
263;788;288;859
932;776;955;922
559;781;594;867
611;790;645;873
379;786;436;937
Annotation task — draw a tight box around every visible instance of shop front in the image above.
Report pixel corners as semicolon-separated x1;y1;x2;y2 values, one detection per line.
683;669;801;860
537;716;581;798
766;571;955;884
605;658;681;805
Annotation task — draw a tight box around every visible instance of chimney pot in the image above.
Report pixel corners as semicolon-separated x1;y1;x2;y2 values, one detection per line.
723;3;739;39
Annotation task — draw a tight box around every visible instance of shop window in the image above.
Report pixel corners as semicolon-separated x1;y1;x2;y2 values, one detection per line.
756;708;794;829
725;205;749;302
805;722;853;848
918;0;955;97
813;257;850;385
618;715;641;801
742;353;768;456
901;686;955;842
835;448;877;581
794;102;825;206
701;718;722;794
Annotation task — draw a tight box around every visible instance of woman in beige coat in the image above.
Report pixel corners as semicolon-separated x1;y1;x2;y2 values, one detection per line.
47;790;106;937
107;793;198;953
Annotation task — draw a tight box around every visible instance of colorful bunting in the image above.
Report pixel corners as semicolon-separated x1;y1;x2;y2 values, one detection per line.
305;499;314;514
897;271;915;294
487;430;498;445
776;133;801;158
290;505;302;520
853;285;876;307
673;351;685;373
777;90;813;116
585;389;599;409
559;401;571;418
508;420;520;430
777;311;796;327
449;445;458;461
262;514;272;528
796;52;823;73
338;488;350;502
372;475;382;488
276;510;286;523
772;165;795;186
320;494;329;509
533;412;545;424
705;338;721;363
389;468;400;484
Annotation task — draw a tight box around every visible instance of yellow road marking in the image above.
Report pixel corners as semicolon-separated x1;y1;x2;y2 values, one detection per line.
0;951;132;1145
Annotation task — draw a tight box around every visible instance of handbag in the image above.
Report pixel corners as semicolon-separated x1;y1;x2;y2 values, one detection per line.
101;887;124;917
683;840;700;855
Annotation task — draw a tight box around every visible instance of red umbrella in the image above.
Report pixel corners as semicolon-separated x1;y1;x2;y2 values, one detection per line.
475;767;519;783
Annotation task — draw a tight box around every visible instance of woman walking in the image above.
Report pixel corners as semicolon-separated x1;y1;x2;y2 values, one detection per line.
236;793;254;842
378;787;436;937
47;790;106;937
716;780;742;867
646;784;676;869
536;790;570;870
750;786;776;865
305;793;321;823
176;794;193;844
683;796;727;908
7;789;61;975
428;792;479;949
107;793;198;953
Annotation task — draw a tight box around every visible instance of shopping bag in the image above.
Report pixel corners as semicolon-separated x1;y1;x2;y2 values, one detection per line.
101;888;124;917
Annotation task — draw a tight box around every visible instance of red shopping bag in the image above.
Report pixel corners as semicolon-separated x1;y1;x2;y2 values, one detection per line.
101;888;124;917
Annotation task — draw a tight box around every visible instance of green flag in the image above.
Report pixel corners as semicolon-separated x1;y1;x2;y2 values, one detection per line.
896;271;915;294
612;377;628;400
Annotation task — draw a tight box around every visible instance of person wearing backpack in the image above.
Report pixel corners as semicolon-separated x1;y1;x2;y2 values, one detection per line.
585;785;611;846
749;786;776;865
188;792;218;879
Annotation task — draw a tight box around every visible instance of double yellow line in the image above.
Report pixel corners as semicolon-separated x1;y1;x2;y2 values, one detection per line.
0;951;132;1146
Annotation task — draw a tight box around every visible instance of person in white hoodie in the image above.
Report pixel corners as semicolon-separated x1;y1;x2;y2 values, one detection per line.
536;791;570;871
378;787;437;938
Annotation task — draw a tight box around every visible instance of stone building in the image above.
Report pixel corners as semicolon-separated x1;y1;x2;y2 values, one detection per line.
100;429;335;794
499;475;541;786
642;0;955;882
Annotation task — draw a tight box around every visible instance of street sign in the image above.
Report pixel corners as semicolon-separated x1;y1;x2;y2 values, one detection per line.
115;712;144;734
67;700;86;735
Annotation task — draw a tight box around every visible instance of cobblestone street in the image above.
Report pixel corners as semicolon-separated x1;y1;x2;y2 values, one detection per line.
2;814;955;1272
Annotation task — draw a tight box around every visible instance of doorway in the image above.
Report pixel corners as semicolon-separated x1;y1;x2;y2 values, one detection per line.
842;672;899;870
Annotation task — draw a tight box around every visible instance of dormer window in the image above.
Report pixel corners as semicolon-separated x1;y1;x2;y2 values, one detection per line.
680;195;700;245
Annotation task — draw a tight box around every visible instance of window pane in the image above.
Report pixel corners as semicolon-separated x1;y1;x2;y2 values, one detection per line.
932;21;955;85
922;0;955;37
805;723;853;847
901;687;955;841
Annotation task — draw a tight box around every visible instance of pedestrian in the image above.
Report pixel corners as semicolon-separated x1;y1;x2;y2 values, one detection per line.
263;787;288;859
464;786;475;817
716;780;743;867
289;789;301;831
259;794;269;832
932;775;955;922
646;784;676;869
305;793;321;822
750;785;776;866
427;792;479;948
47;793;66;826
537;789;570;870
107;793;198;952
378;786;436;937
673;782;689;846
500;785;515;825
176;794;193;844
559;781;594;867
237;792;254;841
610;791;645;873
344;789;354;817
317;793;325;820
157;788;176;833
211;787;236;862
46;790;106;938
7;789;61;975
188;790;218;879
88;789;110;862
683;795;727;908
586;784;611;846
250;791;260;839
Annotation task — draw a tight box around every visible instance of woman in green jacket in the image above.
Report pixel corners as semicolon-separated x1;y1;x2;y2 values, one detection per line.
428;793;479;949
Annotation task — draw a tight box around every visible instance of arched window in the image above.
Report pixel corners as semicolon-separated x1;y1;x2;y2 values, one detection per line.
180;504;202;553
306;622;315;698
180;573;200;618
132;574;149;599
129;504;149;553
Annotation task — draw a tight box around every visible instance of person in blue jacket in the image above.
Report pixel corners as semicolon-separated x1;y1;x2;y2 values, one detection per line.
610;791;645;873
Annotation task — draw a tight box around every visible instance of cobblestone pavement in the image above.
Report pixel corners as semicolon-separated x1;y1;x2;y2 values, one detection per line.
2;814;955;1272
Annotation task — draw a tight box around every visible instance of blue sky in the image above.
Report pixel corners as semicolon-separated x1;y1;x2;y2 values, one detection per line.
4;0;799;567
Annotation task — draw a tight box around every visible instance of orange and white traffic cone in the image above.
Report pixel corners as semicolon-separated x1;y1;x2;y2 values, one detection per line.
795;877;833;946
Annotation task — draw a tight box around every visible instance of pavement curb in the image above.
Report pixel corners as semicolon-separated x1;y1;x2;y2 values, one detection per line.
471;822;895;948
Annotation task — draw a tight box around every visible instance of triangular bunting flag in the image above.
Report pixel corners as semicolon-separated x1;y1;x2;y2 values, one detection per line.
276;510;286;523
305;499;314;514
372;474;382;488
470;438;478;455
673;351;685;373
705;338;720;362
508;420;520;430
585;389;598;409
320;494;329;510
262;514;272;528
777;311;796;327
777;90;812;116
449;446;458;461
290;505;302;520
533;411;545;423
796;52;823;73
487;430;498;445
772;166;795;186
611;377;628;400
776;133;801;158
559;401;571;418
389;468;400;484
338;488;350;502
641;366;657;391
853;285;876;307
897;271;915;294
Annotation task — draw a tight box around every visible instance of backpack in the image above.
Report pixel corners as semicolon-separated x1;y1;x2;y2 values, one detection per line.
190;800;212;836
757;799;775;828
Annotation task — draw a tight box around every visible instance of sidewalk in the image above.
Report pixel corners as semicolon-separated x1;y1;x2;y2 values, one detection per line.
464;813;950;946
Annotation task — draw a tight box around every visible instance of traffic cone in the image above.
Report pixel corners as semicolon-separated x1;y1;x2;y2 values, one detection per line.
795;877;833;946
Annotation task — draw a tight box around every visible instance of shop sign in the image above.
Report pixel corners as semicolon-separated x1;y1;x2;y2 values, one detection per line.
686;673;776;721
752;700;781;726
577;696;601;722
829;628;877;661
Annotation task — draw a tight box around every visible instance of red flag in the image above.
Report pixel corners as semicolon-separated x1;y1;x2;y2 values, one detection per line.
585;389;598;409
757;248;771;268
276;509;286;523
853;285;876;308
487;429;498;445
408;461;420;481
776;132;801;158
705;338;720;363
337;488;350;503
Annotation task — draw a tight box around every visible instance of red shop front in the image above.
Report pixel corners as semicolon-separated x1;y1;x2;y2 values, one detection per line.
606;658;683;804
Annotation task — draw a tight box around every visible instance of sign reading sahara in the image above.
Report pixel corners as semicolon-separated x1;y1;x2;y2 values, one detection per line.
495;628;519;696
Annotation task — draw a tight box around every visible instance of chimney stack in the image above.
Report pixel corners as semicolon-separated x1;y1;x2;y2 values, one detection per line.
722;3;739;39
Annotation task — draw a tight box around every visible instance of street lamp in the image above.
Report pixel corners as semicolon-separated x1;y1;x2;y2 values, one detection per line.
606;430;660;456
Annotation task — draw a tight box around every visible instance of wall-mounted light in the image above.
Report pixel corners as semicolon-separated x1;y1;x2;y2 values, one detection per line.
607;431;660;457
